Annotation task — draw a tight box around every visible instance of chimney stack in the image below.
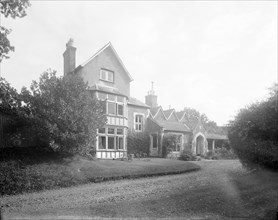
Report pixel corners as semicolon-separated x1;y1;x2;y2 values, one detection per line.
145;81;158;108
63;38;76;76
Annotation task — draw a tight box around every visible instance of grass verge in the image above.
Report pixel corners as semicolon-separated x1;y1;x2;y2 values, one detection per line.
0;156;200;196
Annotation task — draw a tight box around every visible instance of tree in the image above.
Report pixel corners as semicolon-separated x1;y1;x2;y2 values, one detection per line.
22;70;106;156
0;0;30;62
0;77;32;147
228;84;278;169
179;107;221;133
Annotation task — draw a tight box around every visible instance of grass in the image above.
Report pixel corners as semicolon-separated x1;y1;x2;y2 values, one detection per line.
0;151;200;196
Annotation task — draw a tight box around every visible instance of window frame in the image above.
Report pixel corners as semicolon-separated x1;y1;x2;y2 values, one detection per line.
100;68;114;83
134;113;144;132
97;127;125;151
97;92;125;117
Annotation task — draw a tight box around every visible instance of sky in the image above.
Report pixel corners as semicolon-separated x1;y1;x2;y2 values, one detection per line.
1;1;277;126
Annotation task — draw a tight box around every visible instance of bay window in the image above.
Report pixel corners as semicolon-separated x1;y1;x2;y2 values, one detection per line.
97;127;125;150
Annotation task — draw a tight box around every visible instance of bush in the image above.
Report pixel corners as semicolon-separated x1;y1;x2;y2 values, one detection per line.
20;70;106;156
179;150;197;161
228;84;278;169
127;131;150;157
162;134;180;158
214;148;237;160
204;150;217;160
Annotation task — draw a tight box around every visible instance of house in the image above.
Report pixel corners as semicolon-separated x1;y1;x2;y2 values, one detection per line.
63;39;228;159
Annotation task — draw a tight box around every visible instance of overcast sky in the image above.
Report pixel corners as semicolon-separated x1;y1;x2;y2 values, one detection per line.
1;1;277;126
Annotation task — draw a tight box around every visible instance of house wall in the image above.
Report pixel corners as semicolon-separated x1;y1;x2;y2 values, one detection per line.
75;47;131;159
127;105;148;132
77;46;130;97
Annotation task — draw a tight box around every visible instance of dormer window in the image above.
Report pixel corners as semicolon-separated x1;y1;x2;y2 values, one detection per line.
100;69;114;83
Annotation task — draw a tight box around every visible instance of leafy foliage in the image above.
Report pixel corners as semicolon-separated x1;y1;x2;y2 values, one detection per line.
177;107;226;134
0;77;33;147
162;134;180;158
179;149;197;161
228;84;278;169
0;0;30;61
127;131;150;156
21;70;106;156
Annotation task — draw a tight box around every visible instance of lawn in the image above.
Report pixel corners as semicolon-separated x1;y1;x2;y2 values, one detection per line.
0;157;200;196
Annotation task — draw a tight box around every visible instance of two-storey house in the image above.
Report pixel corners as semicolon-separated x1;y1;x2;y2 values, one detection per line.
63;39;149;159
63;39;227;159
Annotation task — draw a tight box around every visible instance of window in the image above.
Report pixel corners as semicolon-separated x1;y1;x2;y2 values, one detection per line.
134;114;143;131
108;128;115;134
98;128;105;134
98;136;106;149
100;69;114;83
152;134;158;148
97;127;125;150
117;104;124;116
117;128;123;135
98;93;125;117
108;137;115;149
108;102;116;115
98;93;107;100
117;137;124;149
108;94;115;101
171;135;182;152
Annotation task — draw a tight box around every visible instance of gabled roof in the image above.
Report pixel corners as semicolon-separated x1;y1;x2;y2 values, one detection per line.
152;106;167;120
150;106;160;117
155;119;191;133
128;97;150;108
168;111;180;122
163;109;175;119
79;42;133;82
176;111;186;121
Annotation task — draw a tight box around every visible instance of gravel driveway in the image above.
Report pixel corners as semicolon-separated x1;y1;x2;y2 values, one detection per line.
1;160;278;219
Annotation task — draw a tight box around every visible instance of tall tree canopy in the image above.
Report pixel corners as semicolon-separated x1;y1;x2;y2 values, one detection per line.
21;70;106;156
0;0;30;62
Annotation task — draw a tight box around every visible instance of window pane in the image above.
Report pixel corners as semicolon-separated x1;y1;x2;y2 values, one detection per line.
177;144;181;152
108;137;115;149
98;92;106;100
108;102;116;114
100;70;106;80
107;71;114;82
98;128;105;134
117;104;123;116
117;96;124;102
108;94;115;101
117;128;123;135
108;128;115;134
98;136;106;149
152;134;157;148
118;137;123;149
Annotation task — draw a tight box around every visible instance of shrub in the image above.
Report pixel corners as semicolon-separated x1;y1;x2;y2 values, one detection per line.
228;84;278;169
20;70;106;156
162;134;180;158
127;131;150;157
214;148;237;160
204;150;218;160
179;150;197;161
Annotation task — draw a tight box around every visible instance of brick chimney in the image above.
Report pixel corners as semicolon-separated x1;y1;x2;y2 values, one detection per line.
145;81;158;108
63;38;76;76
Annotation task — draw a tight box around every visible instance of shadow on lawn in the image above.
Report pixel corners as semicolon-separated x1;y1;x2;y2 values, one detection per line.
229;168;278;220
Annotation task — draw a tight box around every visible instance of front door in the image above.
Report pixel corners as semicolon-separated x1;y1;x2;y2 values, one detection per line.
150;134;158;156
196;135;204;155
